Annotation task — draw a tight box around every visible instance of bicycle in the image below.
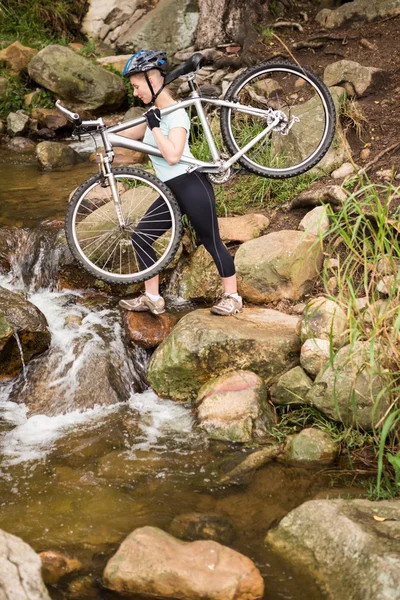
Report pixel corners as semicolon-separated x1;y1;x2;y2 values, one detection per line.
56;53;336;285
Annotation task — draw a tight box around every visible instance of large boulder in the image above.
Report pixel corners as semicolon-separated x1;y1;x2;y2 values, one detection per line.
0;41;37;73
169;245;224;302
196;370;275;442
28;45;126;112
36;141;80;170
324;60;387;98
147;308;301;401
103;526;264;600
115;0;199;55
82;0;143;40
316;0;400;29
235;230;323;303
305;341;391;429
217;214;270;243
0;286;51;380
265;498;400;600
0;529;51;600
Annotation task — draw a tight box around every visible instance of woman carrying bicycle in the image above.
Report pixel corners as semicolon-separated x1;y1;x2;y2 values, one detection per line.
118;50;243;317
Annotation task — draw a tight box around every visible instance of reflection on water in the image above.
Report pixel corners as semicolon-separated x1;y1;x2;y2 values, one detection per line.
0;151;96;227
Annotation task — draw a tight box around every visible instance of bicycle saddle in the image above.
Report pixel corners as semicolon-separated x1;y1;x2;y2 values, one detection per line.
164;53;205;85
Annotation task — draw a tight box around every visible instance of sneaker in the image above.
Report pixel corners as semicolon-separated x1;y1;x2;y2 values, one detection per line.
119;294;165;315
210;294;243;316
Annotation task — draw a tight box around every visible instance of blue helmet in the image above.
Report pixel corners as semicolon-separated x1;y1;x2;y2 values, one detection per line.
123;50;168;78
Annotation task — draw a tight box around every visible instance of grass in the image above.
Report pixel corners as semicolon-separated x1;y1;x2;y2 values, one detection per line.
0;69;29;117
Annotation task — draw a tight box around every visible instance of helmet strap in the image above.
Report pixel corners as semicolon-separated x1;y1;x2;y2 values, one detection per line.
144;71;165;105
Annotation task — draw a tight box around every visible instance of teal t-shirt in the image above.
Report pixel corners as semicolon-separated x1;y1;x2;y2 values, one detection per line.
143;108;194;182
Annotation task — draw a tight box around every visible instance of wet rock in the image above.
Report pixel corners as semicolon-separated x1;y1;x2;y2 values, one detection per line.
31;108;69;131
265;498;400;600
305;341;391;429
103;526;264;599
298;206;329;237
217;445;283;486
300;296;348;348
0;40;37;73
316;0;400;29
283;428;338;466
169;245;224;303
235;230;323;303
0;529;51;599
123;311;179;349
169;513;235;545
115;0;199;57
300;338;331;378
36;141;79;169
6;110;30;136
67;575;99;599
218;213;269;243
324;60;387;98
196;371;275;443
290;184;347;209
98;449;167;483
39;550;81;585
7;136;36;152
331;161;355;179
270;366;313;406
148;308;300;401
0;286;51;380
28;45;126;112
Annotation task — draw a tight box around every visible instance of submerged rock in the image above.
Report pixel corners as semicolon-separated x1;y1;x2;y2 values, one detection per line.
39;550;81;585
168;513;235;545
0;529;51;600
0;286;51;380
265;498;400;600
147;308;300;401
103;526;264;599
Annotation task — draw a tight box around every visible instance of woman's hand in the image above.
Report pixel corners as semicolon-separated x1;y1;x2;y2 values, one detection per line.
144;107;161;130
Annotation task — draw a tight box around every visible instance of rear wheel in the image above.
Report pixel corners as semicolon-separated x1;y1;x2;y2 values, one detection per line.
65;168;182;284
220;61;336;178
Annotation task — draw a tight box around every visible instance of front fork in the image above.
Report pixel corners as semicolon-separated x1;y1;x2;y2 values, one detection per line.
97;152;126;228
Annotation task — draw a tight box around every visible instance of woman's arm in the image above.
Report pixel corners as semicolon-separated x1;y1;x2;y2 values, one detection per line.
117;122;147;140
152;127;187;166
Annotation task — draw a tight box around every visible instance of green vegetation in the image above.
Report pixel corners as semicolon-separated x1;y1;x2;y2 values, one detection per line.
0;0;87;47
0;69;28;117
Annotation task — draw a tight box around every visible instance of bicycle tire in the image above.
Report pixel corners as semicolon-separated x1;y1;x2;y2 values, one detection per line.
220;60;336;179
65;167;183;284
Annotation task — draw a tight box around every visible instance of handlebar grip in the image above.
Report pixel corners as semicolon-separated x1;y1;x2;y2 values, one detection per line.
55;99;82;126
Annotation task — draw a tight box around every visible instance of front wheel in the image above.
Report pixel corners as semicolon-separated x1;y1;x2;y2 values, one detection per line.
220;60;336;178
65;167;183;284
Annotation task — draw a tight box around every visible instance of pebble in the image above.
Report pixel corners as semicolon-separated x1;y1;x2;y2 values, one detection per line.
331;162;355;179
360;148;371;161
376;169;395;180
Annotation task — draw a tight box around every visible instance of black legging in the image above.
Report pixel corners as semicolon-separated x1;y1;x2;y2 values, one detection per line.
131;171;235;277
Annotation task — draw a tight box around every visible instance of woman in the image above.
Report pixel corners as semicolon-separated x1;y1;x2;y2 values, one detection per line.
118;50;243;316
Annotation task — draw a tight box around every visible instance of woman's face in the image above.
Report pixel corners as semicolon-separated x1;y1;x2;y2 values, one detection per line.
129;74;154;104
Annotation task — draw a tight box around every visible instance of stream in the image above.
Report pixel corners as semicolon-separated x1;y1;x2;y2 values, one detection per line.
0;150;361;599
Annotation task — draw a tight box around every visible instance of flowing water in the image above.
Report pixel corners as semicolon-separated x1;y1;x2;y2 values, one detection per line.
0;152;364;599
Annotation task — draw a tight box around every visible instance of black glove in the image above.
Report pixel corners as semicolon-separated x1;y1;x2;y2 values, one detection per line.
144;107;161;130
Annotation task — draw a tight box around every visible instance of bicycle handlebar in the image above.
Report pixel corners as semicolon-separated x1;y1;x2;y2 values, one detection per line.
55;100;82;125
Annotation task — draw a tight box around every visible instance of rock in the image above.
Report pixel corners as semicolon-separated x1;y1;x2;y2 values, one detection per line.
169;245;224;302
123;105;146;122
36;141;80;169
300;338;331;378
97;55;132;73
283;428;338;466
300;296;348;348
6;110;30;136
290;184;347;210
82;0;142;41
324;60;387;98
298;206;330;237
0;286;51;380
360;147;371;160
316;0;400;29
103;526;264;600
376;168;395;181
265;498;400;600
199;83;221;96
0;40;37;73
217;445;283;486
217;213;269;243
28;45;126;112
235;230;323;303
7;136;36;152
24;90;42;107
269;366;313;405
123;311;179;349
0;529;51;599
31;108;69;131
0;120;6;134
169;513;235;545
331;161;355;179
147;308;300;401
67;576;99;599
39;550;81;585
115;0;199;56
196;370;275;442
97;449;167;483
305;341;391;429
